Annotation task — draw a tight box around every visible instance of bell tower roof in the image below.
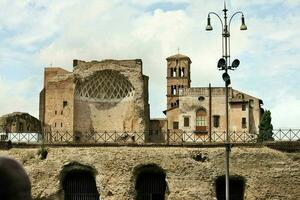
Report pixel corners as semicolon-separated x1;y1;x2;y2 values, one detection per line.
166;54;191;63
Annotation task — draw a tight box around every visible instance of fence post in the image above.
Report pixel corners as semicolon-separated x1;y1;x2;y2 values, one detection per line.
167;130;170;145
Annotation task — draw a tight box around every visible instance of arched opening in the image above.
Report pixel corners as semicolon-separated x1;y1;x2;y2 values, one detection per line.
215;175;245;200
135;165;167;200
173;68;177;77
196;108;207;133
61;163;99;200
75;70;134;102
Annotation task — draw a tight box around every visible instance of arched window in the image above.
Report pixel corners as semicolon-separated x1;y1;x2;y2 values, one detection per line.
173;68;177;77
75;70;134;102
62;169;99;200
135;165;167;200
178;85;183;95
172;85;177;95
216;175;245;200
196;109;207;132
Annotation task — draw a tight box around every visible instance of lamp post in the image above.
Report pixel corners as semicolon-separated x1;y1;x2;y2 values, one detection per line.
206;2;247;200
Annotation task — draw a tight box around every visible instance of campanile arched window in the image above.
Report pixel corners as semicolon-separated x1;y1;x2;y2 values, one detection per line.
196;108;207;132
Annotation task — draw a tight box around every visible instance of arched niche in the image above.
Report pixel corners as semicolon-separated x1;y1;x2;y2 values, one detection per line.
215;175;246;200
134;164;168;200
60;162;100;200
75;70;134;102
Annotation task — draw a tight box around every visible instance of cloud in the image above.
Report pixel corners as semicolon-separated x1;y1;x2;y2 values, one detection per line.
0;76;39;117
0;0;299;128
271;96;300;129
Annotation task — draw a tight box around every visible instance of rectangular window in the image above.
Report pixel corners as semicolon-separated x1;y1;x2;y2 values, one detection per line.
61;110;63;115
242;103;246;111
55;110;57;115
173;121;179;129
63;101;68;108
196;116;206;126
213;115;220;128
242;118;247;128
184;117;189;127
54;122;57;127
61;122;63;128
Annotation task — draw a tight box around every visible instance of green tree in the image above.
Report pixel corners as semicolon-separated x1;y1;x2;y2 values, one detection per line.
258;110;274;141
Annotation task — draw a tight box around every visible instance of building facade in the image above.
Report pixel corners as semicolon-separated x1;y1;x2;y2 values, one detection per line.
40;59;150;142
164;54;263;139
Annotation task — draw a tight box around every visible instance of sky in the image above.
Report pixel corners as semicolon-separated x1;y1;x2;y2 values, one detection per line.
0;0;299;128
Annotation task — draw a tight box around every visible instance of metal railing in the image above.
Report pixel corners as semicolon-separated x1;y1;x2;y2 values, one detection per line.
0;129;299;145
272;129;300;141
174;131;257;143
0;132;42;143
44;131;144;144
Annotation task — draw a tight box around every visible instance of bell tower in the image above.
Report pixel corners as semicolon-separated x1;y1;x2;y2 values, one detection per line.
166;53;191;109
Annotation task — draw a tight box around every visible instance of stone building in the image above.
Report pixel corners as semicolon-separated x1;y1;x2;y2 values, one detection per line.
39;59;150;142
0;112;41;133
164;54;263;137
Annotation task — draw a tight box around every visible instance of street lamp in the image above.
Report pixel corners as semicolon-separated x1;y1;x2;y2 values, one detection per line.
206;2;247;200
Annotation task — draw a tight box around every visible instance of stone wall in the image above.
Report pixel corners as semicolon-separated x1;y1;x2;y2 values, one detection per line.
148;119;167;142
0;147;299;200
73;59;149;134
40;67;74;134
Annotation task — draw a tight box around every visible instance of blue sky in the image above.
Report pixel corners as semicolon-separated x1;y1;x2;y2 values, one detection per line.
0;0;299;128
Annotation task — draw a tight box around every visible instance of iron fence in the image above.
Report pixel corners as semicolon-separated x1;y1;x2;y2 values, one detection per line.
271;129;300;141
0;129;299;145
179;131;256;143
0;132;42;143
167;129;300;143
44;131;144;144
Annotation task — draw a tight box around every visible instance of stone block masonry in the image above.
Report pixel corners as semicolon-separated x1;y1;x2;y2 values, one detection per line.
0;147;299;200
